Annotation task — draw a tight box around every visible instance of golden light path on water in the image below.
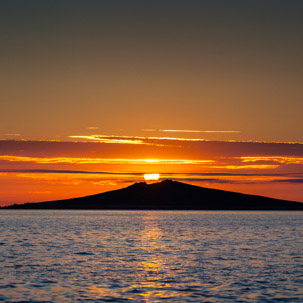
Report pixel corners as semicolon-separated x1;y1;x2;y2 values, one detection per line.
2;211;303;301
87;212;176;301
133;213;173;301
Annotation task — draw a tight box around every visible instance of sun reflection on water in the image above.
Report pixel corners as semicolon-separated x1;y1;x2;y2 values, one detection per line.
133;213;173;301
3;212;303;302
132;212;177;302
86;213;175;301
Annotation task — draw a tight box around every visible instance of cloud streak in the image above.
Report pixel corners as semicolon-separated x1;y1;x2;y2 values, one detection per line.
240;156;303;165
0;155;214;165
1;139;303;203
1;169;302;184
69;134;208;144
143;129;241;133
67;135;303;148
4;134;21;136
270;179;303;184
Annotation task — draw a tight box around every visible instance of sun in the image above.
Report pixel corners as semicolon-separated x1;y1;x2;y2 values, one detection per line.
144;173;160;181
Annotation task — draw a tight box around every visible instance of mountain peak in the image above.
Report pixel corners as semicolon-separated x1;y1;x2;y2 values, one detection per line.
127;179;178;189
128;181;147;187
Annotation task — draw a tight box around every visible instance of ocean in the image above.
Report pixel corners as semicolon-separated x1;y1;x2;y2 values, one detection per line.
0;210;302;302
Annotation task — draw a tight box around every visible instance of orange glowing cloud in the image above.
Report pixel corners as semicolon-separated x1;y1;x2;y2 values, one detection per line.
212;164;280;170
69;135;146;145
143;129;241;133
1;139;303;204
68;134;208;144
240;156;303;165
0;155;214;165
5;134;22;136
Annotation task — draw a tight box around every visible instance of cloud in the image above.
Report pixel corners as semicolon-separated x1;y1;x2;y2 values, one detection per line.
270;179;303;184
0;169;142;175
1;139;303;169
240;156;303;165
166;178;240;184
0;155;214;165
4;134;21;136
1;166;303;191
143;129;241;133
69;135;147;145
69;134;207;144
1;169;302;184
212;165;279;170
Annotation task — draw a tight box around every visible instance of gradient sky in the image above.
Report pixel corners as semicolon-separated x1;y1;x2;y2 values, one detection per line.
0;1;302;205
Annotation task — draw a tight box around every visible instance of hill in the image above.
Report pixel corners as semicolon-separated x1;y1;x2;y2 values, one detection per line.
3;180;303;210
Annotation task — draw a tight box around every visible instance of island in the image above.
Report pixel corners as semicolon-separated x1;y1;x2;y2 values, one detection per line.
3;180;303;210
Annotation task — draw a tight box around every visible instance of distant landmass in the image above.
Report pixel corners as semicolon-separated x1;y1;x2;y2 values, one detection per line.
3;180;303;210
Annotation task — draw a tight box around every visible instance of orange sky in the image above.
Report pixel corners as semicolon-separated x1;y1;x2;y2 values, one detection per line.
0;138;302;206
0;1;302;205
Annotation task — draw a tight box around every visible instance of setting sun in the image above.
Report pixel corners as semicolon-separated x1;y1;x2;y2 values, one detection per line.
144;174;160;181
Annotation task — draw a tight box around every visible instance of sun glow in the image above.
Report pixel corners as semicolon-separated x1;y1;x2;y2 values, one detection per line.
144;173;160;181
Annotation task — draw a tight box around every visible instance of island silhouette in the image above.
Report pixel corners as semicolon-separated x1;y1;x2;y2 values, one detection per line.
3;180;303;210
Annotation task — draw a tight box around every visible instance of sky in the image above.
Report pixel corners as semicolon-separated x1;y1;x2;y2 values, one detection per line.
0;1;302;205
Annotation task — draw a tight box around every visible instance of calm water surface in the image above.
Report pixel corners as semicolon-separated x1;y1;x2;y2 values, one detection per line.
0;211;302;302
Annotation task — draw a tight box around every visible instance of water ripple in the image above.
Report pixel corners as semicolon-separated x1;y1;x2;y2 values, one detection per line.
0;211;303;302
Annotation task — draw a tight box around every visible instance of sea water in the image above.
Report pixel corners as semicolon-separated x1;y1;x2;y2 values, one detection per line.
0;211;302;302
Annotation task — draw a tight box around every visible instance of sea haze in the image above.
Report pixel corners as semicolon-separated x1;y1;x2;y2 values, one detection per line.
0;211;303;302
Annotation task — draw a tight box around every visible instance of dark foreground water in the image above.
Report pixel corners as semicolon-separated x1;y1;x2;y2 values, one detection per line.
0;211;303;302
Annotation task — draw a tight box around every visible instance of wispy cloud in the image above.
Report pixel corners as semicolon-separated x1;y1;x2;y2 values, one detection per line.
4;134;21;136
2;169;302;186
142;129;241;133
2;169;302;178
212;165;280;170
87;127;99;130
0;155;214;165
0;169;143;175
240;156;303;165
1;139;302;203
270;179;303;183
69;134;207;144
68;134;303;147
70;135;147;145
